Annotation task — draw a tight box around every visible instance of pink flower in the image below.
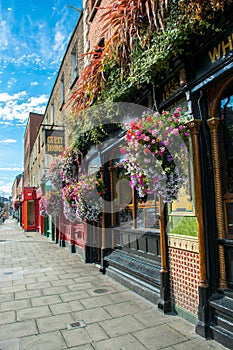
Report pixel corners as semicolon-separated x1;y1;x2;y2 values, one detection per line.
144;148;150;154
120;148;127;154
158;149;164;156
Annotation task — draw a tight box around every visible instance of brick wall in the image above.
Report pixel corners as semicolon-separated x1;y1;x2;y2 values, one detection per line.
168;235;200;316
87;0;113;50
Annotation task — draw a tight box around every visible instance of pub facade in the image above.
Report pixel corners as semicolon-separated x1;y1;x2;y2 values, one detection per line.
23;1;233;348
67;2;233;348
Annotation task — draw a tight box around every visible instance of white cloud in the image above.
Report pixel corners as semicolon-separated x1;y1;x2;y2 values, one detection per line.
7;77;17;89
0;139;17;144
0;91;27;102
7;8;13;11
0;167;23;171
31;81;39;86
10;54;45;69
0;183;15;197
0;92;47;123
53;30;66;52
0;20;11;51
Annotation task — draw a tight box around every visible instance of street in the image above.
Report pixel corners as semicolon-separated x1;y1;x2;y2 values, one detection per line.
0;219;228;350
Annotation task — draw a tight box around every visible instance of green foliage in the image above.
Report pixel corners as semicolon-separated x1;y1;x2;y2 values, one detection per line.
168;216;198;237
69;0;232;148
102;18;217;103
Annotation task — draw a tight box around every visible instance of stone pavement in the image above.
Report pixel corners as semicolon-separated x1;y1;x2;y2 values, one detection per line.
0;219;228;350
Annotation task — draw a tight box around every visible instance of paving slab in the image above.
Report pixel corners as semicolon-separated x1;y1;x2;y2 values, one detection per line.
0;299;31;312
0;310;16;324
94;333;148;350
133;324;188;349
72;306;112;324
0;319;37;340
99;314;146;337
17;305;51;321
31;294;62;307
19;331;67;350
36;313;75;333
0;338;20;350
61;327;93;348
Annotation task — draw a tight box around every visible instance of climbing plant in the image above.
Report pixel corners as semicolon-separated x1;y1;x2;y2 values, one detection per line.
69;0;232;145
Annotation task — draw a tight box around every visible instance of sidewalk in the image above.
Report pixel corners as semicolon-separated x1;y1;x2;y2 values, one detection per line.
0;219;228;350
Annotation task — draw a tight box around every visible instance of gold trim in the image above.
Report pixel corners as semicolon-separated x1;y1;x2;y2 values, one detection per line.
186;119;208;287
207;117;227;289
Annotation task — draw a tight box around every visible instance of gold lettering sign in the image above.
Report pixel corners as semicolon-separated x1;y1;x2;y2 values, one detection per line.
44;129;64;154
208;34;233;64
162;77;179;101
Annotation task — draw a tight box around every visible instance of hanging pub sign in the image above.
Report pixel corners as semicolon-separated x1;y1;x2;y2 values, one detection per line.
44;129;65;154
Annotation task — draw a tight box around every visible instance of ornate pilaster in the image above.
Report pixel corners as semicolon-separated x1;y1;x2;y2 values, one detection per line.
187;119;208;288
158;198;171;313
159;198;167;274
207;118;227;289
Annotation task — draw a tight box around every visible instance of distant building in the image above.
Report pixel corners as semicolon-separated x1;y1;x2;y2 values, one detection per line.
24;112;44;187
11;173;24;224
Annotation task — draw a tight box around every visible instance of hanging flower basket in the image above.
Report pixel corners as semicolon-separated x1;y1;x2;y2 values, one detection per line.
62;183;79;223
62;174;106;222
76;174;106;222
40;191;63;217
49;148;80;190
120;107;190;202
39;196;47;216
62;173;106;222
49;156;63;191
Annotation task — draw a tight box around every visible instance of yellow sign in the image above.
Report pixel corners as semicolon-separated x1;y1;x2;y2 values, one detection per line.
208;34;233;64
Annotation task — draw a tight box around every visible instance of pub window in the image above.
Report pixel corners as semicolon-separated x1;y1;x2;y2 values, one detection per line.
60;73;65;106
38;135;40;154
217;84;233;237
50;102;54;125
110;164;160;230
71;46;78;83
166;100;198;237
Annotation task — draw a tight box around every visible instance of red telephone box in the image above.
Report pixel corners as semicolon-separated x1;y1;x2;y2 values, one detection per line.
22;187;36;231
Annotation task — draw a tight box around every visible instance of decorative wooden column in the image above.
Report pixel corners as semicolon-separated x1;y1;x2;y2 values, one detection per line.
158;197;171;313
100;166;106;271
187;120;208;288
159;198;167;274
207;118;227;289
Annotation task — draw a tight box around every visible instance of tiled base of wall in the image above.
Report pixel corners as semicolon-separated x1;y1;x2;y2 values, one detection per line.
171;304;198;325
168;235;200;317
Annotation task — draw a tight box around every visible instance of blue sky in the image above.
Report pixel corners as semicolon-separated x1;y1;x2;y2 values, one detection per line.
0;0;82;197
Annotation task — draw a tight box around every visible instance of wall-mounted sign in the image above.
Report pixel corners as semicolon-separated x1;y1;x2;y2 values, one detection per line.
158;68;186;104
44;129;64;154
193;27;233;84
